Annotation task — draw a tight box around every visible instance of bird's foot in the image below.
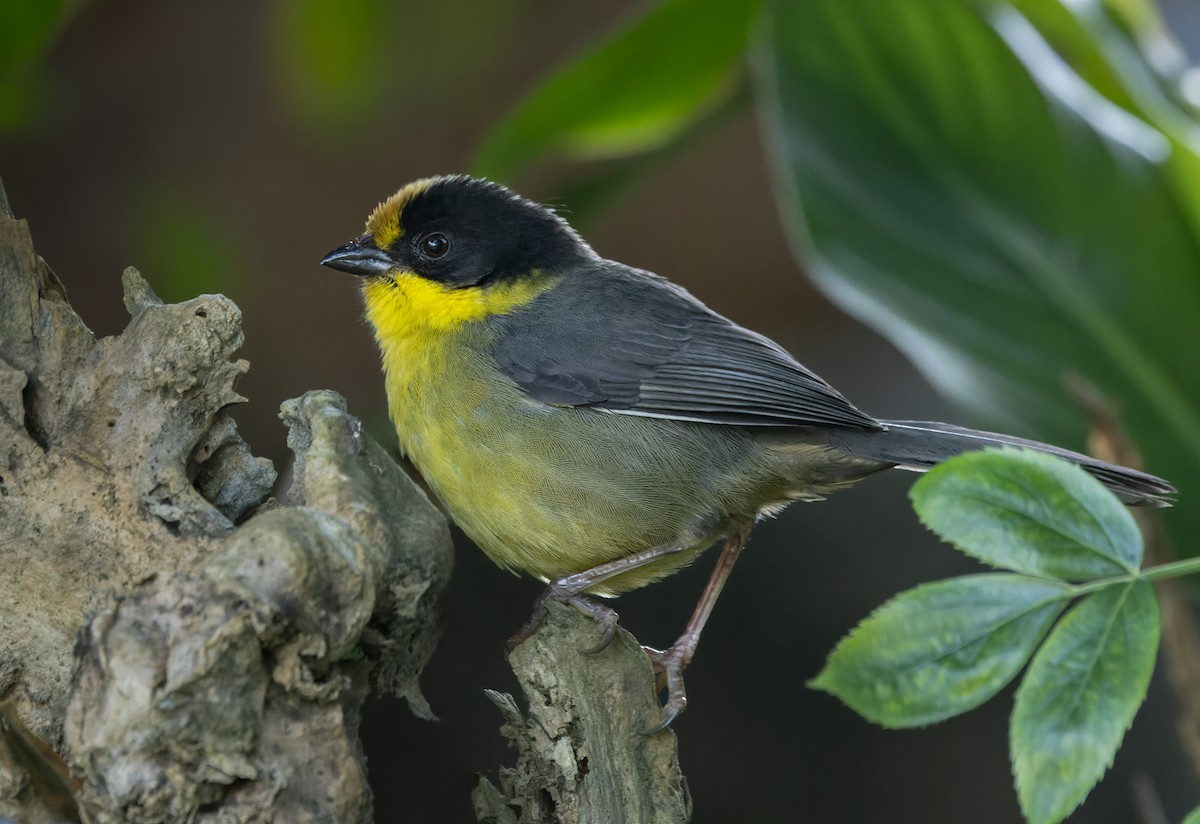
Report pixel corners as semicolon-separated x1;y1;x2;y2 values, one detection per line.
506;586;620;654
641;643;690;734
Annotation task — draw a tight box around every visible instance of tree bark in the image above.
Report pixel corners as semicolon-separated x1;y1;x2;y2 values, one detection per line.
473;604;690;824
0;179;453;822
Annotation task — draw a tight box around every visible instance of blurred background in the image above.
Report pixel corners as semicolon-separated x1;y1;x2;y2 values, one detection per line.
1;1;1197;821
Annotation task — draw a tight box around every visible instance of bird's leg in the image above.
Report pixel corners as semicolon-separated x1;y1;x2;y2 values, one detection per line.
642;528;750;733
506;538;691;653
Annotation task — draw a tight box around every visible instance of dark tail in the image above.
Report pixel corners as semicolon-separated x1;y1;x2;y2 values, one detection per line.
830;420;1175;508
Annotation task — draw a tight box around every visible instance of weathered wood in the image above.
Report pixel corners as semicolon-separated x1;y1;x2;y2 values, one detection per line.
474;604;690;824
0;177;453;822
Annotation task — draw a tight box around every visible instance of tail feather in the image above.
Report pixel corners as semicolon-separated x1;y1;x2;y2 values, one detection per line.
834;420;1175;508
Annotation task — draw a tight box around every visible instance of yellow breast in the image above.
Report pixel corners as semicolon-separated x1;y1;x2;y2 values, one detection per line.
361;272;574;571
360;270;733;593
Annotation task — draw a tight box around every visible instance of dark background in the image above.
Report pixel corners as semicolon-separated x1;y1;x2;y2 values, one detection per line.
1;2;1196;821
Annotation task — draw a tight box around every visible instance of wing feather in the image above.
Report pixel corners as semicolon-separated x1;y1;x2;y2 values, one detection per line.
488;262;882;430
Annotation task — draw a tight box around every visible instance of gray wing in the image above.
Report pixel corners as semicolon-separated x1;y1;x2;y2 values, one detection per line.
488;263;882;430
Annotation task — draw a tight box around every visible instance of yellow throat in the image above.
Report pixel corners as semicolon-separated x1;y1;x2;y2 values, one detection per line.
360;270;561;447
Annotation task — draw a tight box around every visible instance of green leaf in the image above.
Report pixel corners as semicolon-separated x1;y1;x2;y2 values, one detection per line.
1005;0;1189;118
1182;804;1200;824
534;89;749;229
760;0;1198;556
474;0;759;182
811;574;1070;728
1010;580;1159;824
911;448;1142;579
1008;0;1200;243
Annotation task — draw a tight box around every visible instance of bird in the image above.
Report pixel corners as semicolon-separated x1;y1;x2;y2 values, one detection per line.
321;174;1174;731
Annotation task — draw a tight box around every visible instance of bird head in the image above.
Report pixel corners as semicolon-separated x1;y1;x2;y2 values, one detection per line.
320;175;591;288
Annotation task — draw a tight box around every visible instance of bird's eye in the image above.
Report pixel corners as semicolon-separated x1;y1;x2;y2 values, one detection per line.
420;233;450;259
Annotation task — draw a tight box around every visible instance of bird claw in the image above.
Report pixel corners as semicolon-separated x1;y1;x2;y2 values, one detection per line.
578;597;619;654
640;644;689;734
506;586;620;655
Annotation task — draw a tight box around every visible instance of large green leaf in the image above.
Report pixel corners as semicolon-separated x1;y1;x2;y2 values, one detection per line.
760;0;1199;554
1010;581;1159;824
911;448;1142;579
473;0;759;182
1005;0;1198;124
811;574;1070;728
1005;0;1200;242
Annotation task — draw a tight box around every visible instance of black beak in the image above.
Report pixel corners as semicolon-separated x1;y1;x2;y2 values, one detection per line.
320;236;395;277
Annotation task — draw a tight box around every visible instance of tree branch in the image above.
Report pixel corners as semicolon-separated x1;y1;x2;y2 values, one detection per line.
474;604;690;824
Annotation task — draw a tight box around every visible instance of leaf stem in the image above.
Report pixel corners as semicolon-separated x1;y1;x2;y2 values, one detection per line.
1140;556;1200;583
1067;556;1200;597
